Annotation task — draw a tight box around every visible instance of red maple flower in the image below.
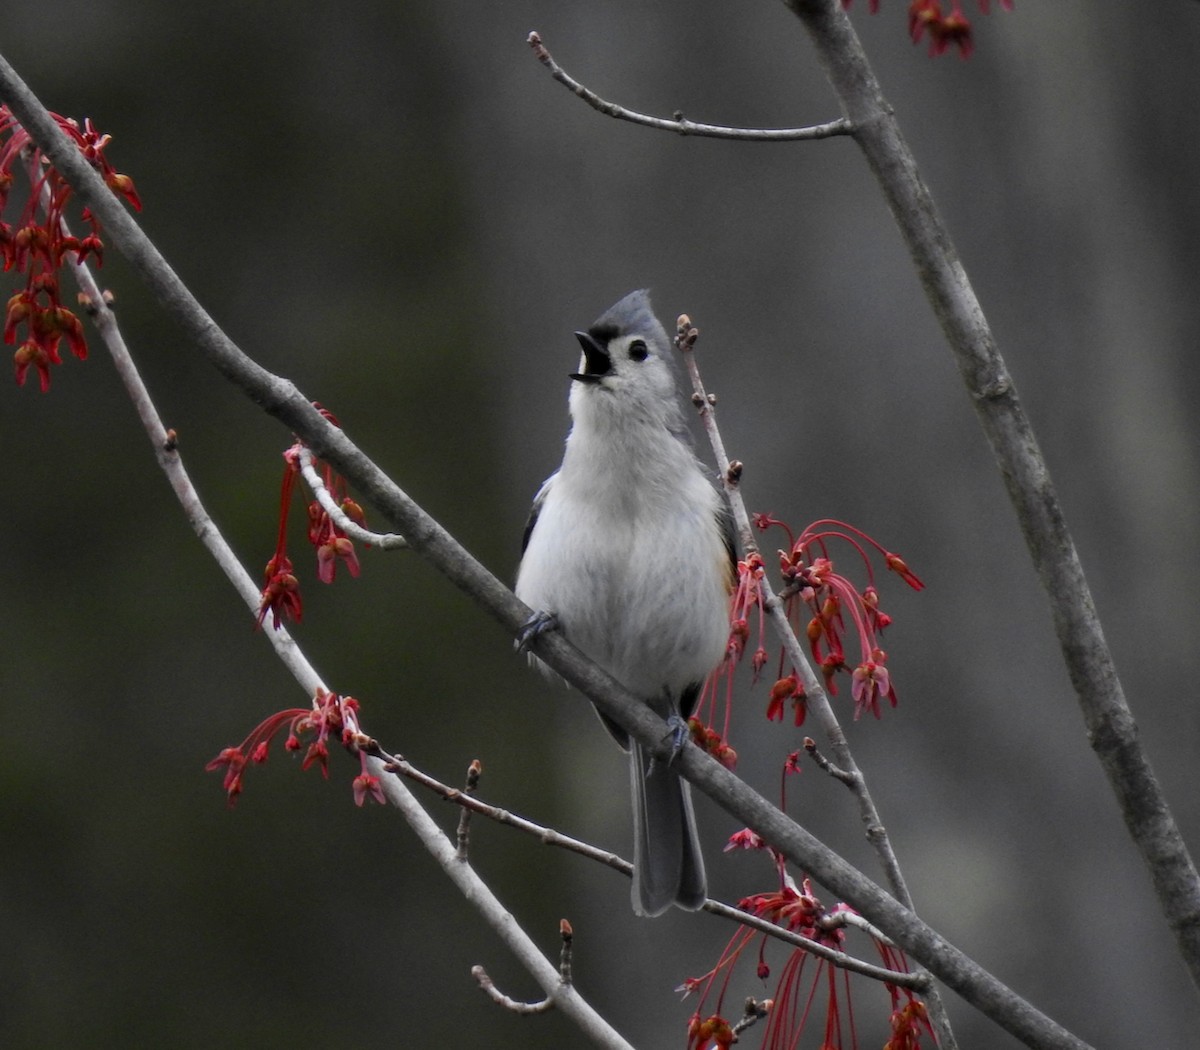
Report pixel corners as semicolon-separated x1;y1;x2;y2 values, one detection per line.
0;107;140;391
257;553;302;630
257;413;366;630
746;516;922;721
682;859;933;1050
352;772;386;807
206;689;369;806
843;0;1012;59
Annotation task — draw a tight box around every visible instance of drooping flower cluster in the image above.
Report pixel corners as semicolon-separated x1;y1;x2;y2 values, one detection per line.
205;688;384;808
844;0;1014;59
257;406;367;630
698;515;922;734
0;106;141;391
766;515;923;720
682;828;933;1050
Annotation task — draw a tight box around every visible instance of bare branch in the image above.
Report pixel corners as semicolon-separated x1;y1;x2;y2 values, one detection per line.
367;754;633;1049
732;998;771;1040
373;741;929;991
296;446;408;551
472;918;580;1017
473;966;556;1015
557;919;574;986
803;736;856;786
527;31;852;142
455;759;482;860
782;0;1200;993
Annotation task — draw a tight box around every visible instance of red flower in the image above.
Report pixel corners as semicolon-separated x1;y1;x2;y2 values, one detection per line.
13;339;57;392
256;555;302;630
352;772;385;807
206;690;364;804
684;861;933;1050
258;428;365;630
316;533;361;584
754;517;923;721
686;1013;735;1050
0;107;140;391
301;739;330;779
852;653;897;720
885;551;925;590
724;828;767;853
766;674;806;725
843;0;1009;59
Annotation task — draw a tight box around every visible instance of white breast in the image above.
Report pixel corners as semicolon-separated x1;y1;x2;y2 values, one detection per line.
516;432;731;709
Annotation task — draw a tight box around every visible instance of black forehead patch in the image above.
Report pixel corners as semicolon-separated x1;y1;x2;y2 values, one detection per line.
587;322;619;345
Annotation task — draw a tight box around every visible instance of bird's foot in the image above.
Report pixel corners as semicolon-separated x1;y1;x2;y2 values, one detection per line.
515;609;558;654
664;712;691;766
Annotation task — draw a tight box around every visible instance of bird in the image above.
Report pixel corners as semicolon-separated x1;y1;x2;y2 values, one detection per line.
515;289;735;916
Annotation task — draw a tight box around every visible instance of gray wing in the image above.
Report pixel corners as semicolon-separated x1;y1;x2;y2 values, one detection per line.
717;499;738;585
520;474;556;555
678;502;738;723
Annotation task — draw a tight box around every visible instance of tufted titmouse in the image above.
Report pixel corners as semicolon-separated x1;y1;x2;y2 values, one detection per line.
515;290;735;917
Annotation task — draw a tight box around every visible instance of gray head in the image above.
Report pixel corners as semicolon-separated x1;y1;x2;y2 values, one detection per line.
568;290;683;431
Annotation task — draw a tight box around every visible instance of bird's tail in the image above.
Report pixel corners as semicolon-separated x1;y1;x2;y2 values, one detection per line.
629;742;707;917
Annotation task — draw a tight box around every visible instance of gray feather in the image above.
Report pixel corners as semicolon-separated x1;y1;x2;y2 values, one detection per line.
630;742;707;916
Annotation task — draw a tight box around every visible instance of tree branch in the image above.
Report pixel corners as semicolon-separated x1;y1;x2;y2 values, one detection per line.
374;743;927;990
781;0;1200;991
296;446;408;550
527;31;852;142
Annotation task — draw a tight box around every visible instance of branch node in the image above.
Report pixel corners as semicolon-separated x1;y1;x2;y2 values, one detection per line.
455;759;484;860
973;368;1013;401
803;736;857;786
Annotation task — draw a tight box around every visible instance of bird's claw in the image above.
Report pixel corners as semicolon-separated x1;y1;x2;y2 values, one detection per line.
516;609;558;654
663;712;691;766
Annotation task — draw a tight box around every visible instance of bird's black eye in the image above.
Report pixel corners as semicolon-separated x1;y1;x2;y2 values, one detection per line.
629;339;649;362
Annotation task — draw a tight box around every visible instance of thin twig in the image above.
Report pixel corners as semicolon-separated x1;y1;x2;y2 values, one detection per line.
732;998;771;1040
527;31;852;142
373;743;634;875
455;760;482;860
296;446;408;550
365;753;632;1049
472;966;556;1015
373;741;927;989
558;920;574;985
803;737;855;785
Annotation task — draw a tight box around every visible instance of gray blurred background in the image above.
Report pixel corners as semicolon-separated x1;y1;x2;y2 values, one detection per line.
3;2;1199;1047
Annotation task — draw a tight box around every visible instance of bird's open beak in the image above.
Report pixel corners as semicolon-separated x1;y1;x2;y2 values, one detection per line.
570;331;612;383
